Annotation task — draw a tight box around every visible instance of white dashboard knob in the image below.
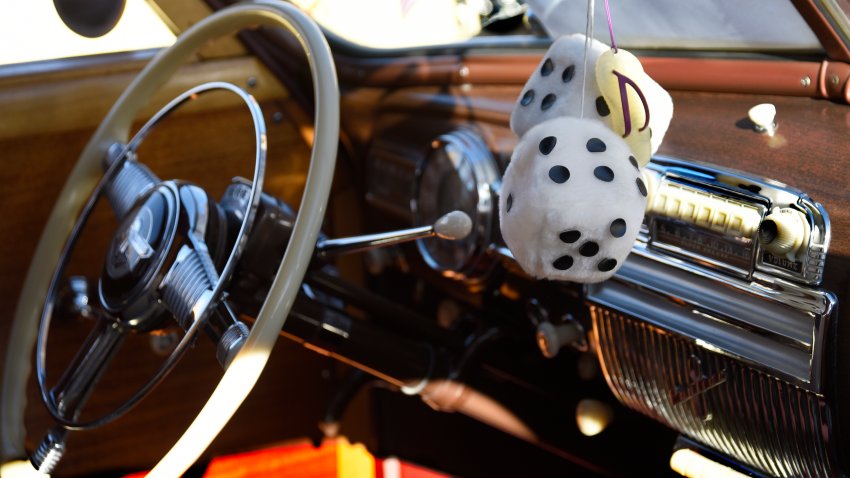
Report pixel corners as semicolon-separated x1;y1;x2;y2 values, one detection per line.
536;321;582;359
576;399;613;436
748;103;777;135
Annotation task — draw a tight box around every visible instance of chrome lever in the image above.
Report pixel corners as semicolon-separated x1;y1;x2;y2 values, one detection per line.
316;210;473;259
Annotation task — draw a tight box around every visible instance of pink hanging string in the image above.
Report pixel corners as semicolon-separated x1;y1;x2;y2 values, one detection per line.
604;0;618;53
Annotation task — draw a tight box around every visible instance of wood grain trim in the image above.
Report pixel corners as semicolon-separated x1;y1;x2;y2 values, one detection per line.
0;56;285;141
336;54;460;87
335;52;830;99
463;55;824;98
819;59;850;101
641;58;821;96
791;0;850;62
152;0;247;59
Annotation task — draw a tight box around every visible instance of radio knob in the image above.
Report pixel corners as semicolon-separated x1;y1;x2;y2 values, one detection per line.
759;209;809;257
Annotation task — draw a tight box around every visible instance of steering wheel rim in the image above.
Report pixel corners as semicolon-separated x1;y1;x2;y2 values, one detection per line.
0;2;339;476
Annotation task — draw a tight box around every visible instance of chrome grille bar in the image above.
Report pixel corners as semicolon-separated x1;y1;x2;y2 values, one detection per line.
591;307;834;477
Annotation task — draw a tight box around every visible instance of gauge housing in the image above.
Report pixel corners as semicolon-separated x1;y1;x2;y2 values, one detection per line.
412;129;500;281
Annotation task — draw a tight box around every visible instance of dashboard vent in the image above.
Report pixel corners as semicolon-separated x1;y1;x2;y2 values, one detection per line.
590;306;835;477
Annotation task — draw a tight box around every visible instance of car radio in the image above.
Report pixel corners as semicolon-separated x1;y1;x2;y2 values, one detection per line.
642;156;829;286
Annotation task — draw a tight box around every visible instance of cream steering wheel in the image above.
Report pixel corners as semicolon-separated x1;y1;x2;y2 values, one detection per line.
0;2;338;476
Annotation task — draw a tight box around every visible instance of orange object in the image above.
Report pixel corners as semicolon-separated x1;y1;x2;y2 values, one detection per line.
124;438;448;478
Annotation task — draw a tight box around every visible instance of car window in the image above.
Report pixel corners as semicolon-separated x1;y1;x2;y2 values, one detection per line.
293;0;823;53
529;0;822;52
0;0;175;66
290;0;491;49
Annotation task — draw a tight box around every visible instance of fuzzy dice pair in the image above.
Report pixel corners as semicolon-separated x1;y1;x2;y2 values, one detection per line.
500;34;672;283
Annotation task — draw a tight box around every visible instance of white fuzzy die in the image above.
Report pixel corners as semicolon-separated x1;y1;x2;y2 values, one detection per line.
510;34;609;138
511;34;673;162
499;116;647;283
594;48;673;165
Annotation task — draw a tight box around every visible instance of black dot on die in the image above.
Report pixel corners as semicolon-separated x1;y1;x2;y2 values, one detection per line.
560;230;581;243
541;94;557;111
541;58;554;76
562;65;575;83
598;258;618;272
586;138;606;153
594;166;615;182
610;218;627;238
506;193;513;213
553;255;574;270
580;241;600;257
539;136;557;155
596;96;610;117
636;177;648;197
549;165;570;183
629;156;639;170
521;90;535;106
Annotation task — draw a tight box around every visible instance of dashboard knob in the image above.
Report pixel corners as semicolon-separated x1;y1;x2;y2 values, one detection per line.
759;208;809;257
748;103;777;135
576;399;613;437
433;210;473;240
536;321;582;359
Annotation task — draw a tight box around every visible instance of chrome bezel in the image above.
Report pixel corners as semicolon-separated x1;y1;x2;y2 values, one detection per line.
645;156;830;286
411;129;499;280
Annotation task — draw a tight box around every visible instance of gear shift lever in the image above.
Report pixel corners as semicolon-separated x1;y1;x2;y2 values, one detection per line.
316;211;472;259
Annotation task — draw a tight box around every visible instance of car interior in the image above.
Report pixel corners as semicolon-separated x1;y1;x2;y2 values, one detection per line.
2;0;850;477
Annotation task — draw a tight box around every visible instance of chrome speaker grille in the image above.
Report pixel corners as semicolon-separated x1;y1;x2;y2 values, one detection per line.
591;306;835;477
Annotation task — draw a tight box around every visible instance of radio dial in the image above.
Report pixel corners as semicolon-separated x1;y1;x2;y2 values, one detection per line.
648;182;761;236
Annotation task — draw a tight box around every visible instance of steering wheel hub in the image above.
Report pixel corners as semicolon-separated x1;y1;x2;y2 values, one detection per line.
100;182;179;314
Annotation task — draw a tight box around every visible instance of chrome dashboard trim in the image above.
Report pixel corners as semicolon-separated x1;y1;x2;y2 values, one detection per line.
587;242;836;393
591;308;836;477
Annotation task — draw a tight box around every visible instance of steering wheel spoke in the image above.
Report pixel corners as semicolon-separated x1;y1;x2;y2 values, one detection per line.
47;316;127;422
103;146;160;221
160;245;216;331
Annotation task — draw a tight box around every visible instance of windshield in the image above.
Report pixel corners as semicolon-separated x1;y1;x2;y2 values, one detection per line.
293;0;823;53
529;0;822;52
